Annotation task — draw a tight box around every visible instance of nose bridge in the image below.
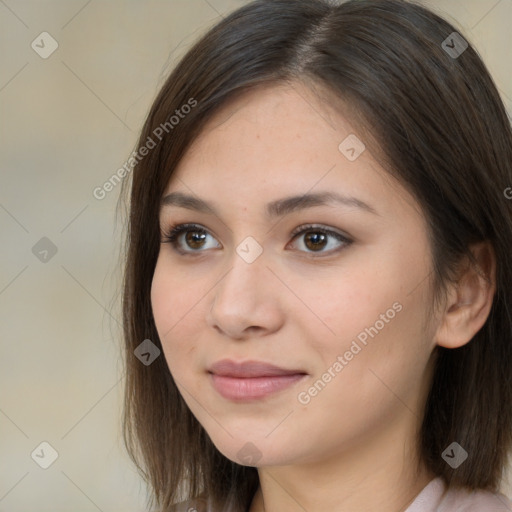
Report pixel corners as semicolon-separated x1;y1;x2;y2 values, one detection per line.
219;236;268;299
206;236;282;337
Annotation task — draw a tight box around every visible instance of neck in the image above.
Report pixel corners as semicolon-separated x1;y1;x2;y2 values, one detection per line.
247;419;436;512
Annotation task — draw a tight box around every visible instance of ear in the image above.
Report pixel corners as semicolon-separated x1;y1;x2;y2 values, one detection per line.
434;241;496;349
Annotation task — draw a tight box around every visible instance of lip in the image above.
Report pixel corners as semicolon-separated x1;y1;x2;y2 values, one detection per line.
208;359;306;378
208;359;308;401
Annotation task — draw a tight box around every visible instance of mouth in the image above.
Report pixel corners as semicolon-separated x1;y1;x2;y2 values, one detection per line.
207;359;308;401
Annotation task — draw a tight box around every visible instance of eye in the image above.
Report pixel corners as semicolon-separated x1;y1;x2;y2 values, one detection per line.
162;223;221;254
161;222;353;256
287;224;352;256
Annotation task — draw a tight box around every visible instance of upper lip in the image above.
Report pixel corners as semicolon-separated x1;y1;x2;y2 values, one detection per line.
208;359;307;378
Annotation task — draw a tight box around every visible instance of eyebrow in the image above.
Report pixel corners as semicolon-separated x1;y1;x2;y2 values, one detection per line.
160;191;378;218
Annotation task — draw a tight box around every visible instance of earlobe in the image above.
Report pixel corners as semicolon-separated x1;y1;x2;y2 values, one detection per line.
434;241;496;349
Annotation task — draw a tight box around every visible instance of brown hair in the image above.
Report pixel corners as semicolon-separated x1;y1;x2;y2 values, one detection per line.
119;0;512;510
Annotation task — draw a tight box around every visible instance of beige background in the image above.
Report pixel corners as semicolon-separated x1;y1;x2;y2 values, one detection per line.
0;0;511;510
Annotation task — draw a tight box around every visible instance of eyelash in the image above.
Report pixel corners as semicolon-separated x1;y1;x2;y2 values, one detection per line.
161;222;353;257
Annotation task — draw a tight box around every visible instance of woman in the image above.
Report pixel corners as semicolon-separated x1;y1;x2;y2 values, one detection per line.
120;0;512;510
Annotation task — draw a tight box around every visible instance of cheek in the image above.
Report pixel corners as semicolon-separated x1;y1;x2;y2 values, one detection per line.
150;257;202;365
299;249;433;385
288;257;402;352
320;279;431;410
150;259;174;336
292;294;431;448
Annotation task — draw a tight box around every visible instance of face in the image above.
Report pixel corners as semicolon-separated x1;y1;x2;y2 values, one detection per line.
151;82;439;468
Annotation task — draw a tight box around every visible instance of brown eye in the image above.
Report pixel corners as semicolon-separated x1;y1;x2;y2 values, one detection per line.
289;224;352;256
303;232;328;251
163;222;352;257
184;230;207;249
163;223;221;253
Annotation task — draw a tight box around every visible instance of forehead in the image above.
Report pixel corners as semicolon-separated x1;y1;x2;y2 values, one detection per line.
172;83;360;183
182;82;355;162
165;82;419;223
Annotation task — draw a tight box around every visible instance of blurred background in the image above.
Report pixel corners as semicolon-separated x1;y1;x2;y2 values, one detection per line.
0;0;511;510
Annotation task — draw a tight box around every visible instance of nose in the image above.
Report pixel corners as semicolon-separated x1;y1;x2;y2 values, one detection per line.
206;247;284;340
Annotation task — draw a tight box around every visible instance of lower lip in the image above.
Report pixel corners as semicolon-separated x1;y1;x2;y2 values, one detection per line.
210;373;307;401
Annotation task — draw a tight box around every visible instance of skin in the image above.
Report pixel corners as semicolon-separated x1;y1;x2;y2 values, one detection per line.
150;82;496;512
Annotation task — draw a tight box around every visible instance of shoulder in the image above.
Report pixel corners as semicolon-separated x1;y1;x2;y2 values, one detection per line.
408;477;512;512
439;484;512;511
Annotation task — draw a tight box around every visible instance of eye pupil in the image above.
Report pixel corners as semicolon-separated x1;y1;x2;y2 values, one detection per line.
305;232;327;251
185;231;206;249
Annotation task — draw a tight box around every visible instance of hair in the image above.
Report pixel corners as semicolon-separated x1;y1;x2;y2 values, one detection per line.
119;0;512;510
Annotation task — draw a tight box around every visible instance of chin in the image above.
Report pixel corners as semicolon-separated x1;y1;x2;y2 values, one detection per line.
206;428;304;468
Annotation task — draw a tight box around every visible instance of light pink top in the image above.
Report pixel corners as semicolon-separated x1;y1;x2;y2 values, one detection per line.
172;477;512;511
405;477;512;511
